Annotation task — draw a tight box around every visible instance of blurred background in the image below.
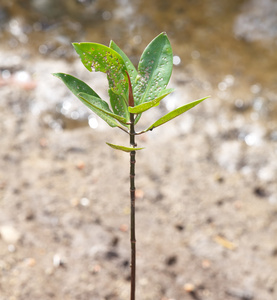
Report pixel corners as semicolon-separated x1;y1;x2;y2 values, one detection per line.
0;0;277;300
0;0;277;134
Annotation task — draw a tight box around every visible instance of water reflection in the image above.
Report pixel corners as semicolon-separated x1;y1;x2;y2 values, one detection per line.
0;0;276;131
173;55;181;66
88;115;99;129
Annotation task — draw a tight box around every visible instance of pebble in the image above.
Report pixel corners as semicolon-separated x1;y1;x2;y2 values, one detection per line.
8;244;16;252
80;197;90;207
184;282;195;292
53;254;65;267
226;288;254;300
0;225;21;243
76;160;85;170
25;258;36;267
119;224;128;232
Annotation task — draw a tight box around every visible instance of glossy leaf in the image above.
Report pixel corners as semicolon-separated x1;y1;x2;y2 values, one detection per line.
106;142;144;152
128;88;174;114
78;92;127;124
109;41;137;118
53;73;100;98
73;43;127;96
145;96;210;132
133;32;173;105
73;43;129;119
108;89;130;125
53;73;121;128
109;40;138;94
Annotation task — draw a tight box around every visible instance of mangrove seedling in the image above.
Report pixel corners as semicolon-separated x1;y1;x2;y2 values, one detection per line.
54;32;209;300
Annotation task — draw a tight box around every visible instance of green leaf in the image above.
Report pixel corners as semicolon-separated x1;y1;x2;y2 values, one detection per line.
145;96;210;132
128;88;174;114
106;142;144;152
78;92;128;124
72;43;129;120
53;73;120;128
109;41;138;118
73;43;127;96
108;88;130;125
133;32;173;105
109;40;138;94
53;73;100;98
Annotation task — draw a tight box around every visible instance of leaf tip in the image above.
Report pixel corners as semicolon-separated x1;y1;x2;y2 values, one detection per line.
202;95;211;101
52;72;63;78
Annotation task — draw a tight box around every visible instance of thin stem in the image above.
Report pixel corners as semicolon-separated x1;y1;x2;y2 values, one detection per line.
129;112;136;300
125;70;136;300
134;130;147;135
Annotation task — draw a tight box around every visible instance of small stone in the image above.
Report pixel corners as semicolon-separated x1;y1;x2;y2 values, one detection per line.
234;201;243;209
25;210;35;221
0;225;21;243
39;138;48;148
105;250;119;260
119;224;128;232
70;198;79;207
214;173;224;183
90;264;101;274
226;288;254;300
175;224;184;231
135;189;144;199
45;267;54;275
8;244;16;253
76;161;85;170
184;283;195;293
53;254;64;267
253;186;267;198
25;258;36;267
202;259;211;269
80;197;90;207
165;255;177;266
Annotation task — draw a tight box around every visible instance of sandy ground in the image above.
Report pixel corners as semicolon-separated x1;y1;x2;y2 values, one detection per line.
0;53;277;300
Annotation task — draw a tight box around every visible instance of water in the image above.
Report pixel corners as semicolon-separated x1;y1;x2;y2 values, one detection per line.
0;0;277;132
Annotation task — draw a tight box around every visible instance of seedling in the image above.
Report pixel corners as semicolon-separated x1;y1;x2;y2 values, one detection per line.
54;32;209;300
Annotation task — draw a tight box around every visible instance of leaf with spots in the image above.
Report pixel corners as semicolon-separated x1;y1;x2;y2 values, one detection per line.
108;81;129;124
109;40;138;94
73;42;129;120
133;32;173;105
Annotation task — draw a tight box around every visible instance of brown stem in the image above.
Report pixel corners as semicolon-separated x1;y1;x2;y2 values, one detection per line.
130;111;136;300
126;69;136;300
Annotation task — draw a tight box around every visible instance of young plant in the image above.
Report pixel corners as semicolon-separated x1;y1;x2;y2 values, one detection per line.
54;32;209;300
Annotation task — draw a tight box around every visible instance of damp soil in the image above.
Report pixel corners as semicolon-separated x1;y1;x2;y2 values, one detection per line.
0;54;276;300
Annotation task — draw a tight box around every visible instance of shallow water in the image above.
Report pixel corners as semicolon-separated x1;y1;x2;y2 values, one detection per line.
1;0;277;132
